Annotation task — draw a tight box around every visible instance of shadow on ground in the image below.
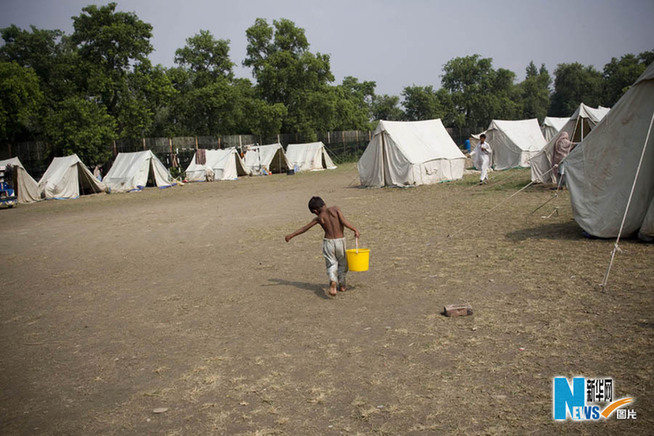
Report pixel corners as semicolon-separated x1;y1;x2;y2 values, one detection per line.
268;278;330;299
505;220;584;242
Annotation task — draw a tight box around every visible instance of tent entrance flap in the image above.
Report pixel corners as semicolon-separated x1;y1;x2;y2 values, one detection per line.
79;165;101;195
382;132;390;186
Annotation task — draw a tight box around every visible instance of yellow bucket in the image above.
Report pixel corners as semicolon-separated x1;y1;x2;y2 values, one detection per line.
346;248;370;272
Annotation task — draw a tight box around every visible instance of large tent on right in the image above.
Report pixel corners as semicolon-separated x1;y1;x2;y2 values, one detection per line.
565;61;654;240
530;104;610;184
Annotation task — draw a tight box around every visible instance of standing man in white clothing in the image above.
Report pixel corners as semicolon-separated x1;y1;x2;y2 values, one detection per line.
477;134;491;184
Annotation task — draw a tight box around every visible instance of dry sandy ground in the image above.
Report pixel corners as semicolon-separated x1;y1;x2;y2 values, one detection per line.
0;163;652;435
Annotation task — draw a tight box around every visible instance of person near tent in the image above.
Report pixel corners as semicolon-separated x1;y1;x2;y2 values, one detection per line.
285;196;360;297
476;134;491;184
93;165;103;182
464;139;471;154
551;132;576;187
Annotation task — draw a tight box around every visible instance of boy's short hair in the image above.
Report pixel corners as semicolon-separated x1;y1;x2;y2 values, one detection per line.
480;134;486;139
308;196;325;212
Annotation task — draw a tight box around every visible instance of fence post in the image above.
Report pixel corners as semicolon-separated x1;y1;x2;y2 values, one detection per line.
113;140;117;156
142;137;146;151
195;136;198;152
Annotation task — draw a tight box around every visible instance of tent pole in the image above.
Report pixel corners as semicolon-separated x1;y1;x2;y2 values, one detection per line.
600;112;654;292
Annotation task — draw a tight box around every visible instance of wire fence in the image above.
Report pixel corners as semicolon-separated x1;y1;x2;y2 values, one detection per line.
1;127;481;179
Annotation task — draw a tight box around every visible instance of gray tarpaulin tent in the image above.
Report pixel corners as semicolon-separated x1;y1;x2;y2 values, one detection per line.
531;104;610;184
0;157;40;203
244;143;290;175
38;154;106;200
357;119;465;187
565;62;654;240
103;150;173;192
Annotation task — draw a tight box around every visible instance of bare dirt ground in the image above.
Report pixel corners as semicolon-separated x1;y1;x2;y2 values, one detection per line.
0;163;652;435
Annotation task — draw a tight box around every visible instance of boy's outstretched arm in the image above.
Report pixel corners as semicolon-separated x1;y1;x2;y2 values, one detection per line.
336;208;360;239
285;218;319;242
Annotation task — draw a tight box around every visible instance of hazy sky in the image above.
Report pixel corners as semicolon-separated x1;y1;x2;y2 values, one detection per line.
1;0;653;96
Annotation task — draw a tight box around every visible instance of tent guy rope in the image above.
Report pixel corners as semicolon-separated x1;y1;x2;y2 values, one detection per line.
600;111;654;292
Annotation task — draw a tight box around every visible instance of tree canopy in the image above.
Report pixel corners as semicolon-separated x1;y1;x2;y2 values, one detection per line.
1;4;651;165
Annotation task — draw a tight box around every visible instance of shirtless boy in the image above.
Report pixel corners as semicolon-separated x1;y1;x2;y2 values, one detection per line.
285;196;360;296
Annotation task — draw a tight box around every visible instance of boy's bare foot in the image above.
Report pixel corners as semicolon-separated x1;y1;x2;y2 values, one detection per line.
329;282;338;296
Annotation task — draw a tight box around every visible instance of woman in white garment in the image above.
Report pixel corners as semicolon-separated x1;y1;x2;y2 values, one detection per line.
477;134;491;185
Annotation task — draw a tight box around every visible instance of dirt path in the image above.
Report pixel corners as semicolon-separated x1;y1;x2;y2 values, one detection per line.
1;164;652;434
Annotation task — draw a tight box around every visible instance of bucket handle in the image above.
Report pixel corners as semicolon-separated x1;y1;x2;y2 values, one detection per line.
355;236;359;254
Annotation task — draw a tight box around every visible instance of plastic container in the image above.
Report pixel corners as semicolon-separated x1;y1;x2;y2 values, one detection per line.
346;247;370;272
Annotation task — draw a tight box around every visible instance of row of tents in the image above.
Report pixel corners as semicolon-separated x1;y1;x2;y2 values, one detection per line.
0;141;336;201
355;62;654;240
4;62;652;240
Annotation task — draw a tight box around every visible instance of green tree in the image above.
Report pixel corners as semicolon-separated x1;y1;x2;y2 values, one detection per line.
43;96;116;165
0;24;75;104
370;94;404;121
70;2;153;120
402;85;444;121
550;63;603;116
518;62;551;122
119;63;176;139
168;31;246;136
332;76;376;130
246;98;288;140
441;54;519;129
243;18;334;138
174;30;234;87
602;50;653;107
0;62;44;141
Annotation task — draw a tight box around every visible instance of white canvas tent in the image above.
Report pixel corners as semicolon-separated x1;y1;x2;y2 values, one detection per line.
357;119;466;187
0;157;40;203
541;116;569;142
530;104;610;184
286;142;336;172
103;150;173;193
474;119;546;170
243;143;291;175
565;62;654;240
38;154;106;200
185;148;250;181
